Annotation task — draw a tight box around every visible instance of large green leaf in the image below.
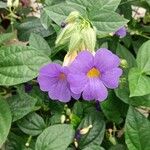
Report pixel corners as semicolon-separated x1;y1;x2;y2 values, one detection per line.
78;110;105;149
17;112;46;136
125;106;150;150
44;3;86;25
0;32;15;45
115;82;150;107
89;10;128;35
0;45;50;86
128;67;150;97
17;18;54;41
35;124;75;150
101;91;127;124
7;90;37;122
29;33;51;55
136;40;150;75
67;0;121;11
0;98;12;148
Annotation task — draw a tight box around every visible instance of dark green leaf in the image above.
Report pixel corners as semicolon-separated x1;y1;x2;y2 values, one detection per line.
0;45;50;86
125;106;150;150
89;10;128;36
17;18;54;41
0;98;12;147
78;110;105;149
29;33;51;55
35;124;75;150
17;112;46;136
7;91;37;122
67;0;121;11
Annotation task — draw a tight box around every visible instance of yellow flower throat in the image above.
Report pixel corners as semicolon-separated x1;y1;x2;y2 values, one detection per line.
87;67;100;78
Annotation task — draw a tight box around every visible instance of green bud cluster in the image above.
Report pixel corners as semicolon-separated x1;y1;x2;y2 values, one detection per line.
55;11;97;53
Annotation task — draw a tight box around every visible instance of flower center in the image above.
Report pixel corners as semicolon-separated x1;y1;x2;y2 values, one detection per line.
59;73;66;80
87;67;100;78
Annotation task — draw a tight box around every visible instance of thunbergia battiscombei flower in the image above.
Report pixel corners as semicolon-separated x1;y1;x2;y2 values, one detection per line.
37;63;80;102
115;26;127;38
68;48;123;102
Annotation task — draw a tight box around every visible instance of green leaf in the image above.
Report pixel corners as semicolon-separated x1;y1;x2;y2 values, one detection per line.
67;0;121;11
146;0;150;6
128;67;150;97
44;3;86;25
115;81;150;107
0;32;15;45
17;112;46;136
29;33;51;55
0;98;12;147
89;10;128;36
109;144;127;150
83;145;105;150
125;106;150;150
101;91;126;124
116;43;136;68
7;91;37;122
40;10;52;29
35;124;75;150
0;45;50;86
17;18;54;41
78;110;105;149
136;40;150;75
0;1;7;8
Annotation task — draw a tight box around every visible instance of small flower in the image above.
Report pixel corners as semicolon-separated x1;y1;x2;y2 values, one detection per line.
115;27;127;38
68;48;122;101
37;63;80;102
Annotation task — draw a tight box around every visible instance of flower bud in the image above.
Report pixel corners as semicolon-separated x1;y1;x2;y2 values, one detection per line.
65;11;80;23
80;125;93;135
81;26;96;52
74;139;78;148
13;0;19;8
120;59;128;68
55;23;77;46
7;0;13;7
60;115;66;124
69;31;82;52
63;51;77;66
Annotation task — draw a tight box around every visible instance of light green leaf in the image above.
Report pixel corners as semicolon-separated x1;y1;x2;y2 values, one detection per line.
67;0;121;11
0;1;7;8
116;43;136;68
7;90;37;122
44;3;86;25
89;10;128;36
0;45;50;86
17;112;46;136
40;10;52;29
83;145;105;150
136;40;150;75
78;110;105;149
0;98;12;148
0;32;15;45
35;124;75;150
29;33;51;55
125;106;150;150
128;67;150;97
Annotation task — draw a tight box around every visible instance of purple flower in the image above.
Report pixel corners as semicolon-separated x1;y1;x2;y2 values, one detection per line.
37;63;80;102
68;48;122;101
115;27;127;38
